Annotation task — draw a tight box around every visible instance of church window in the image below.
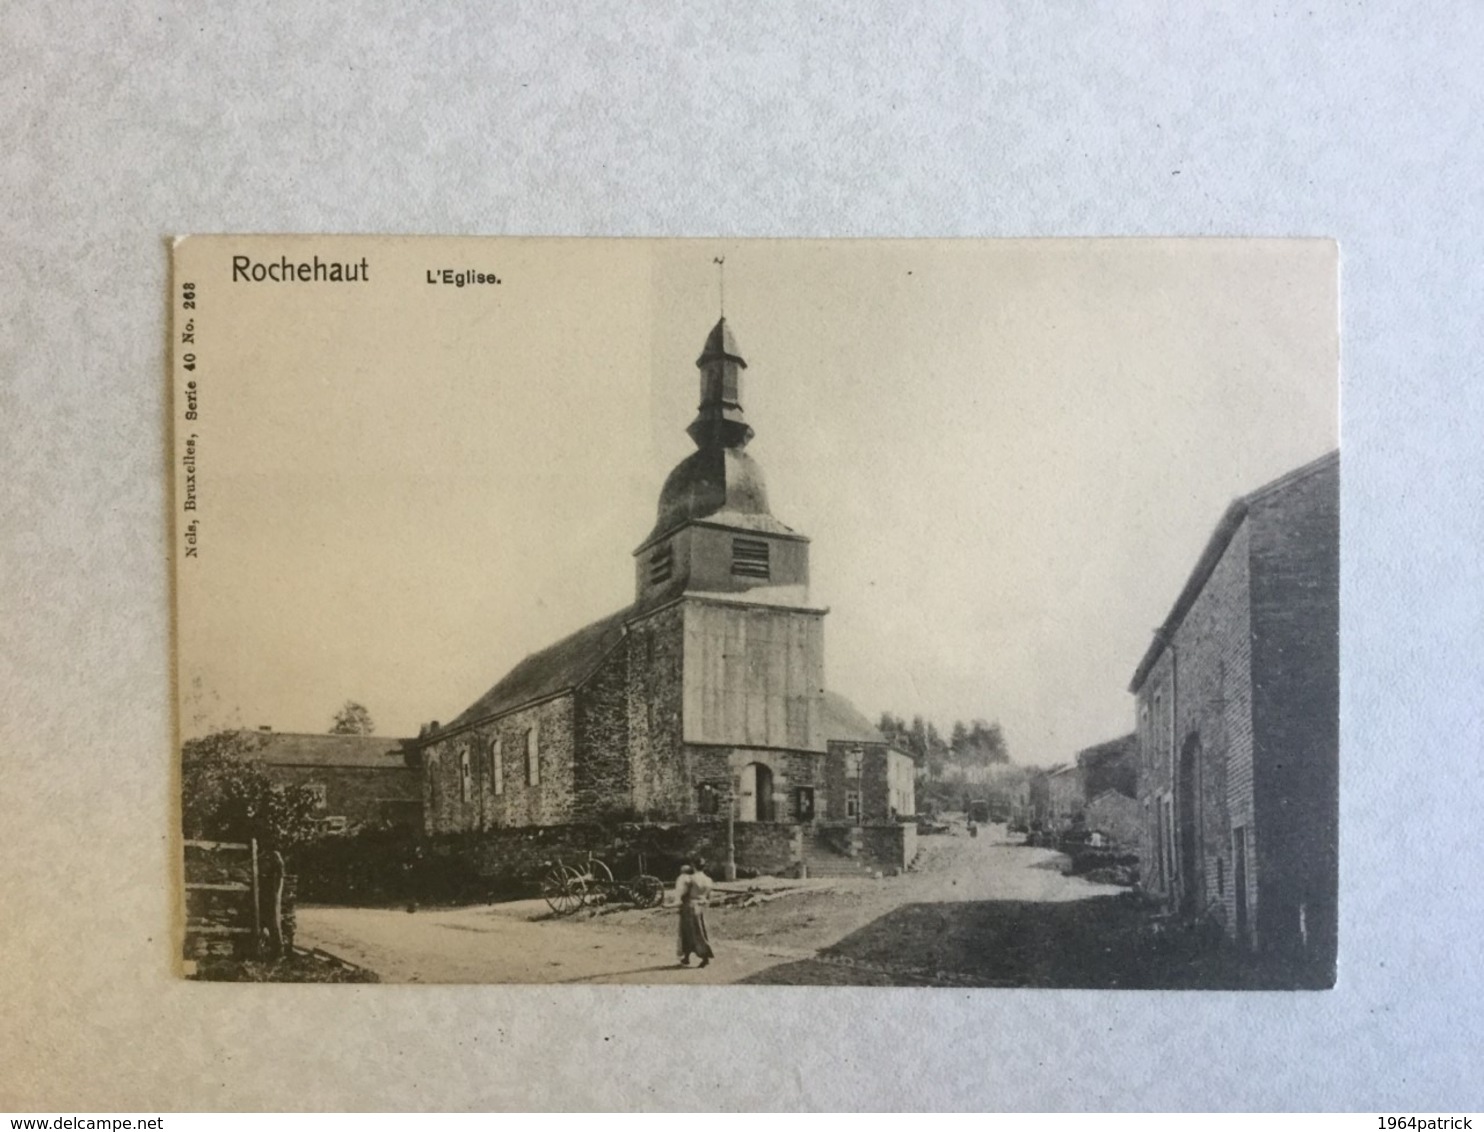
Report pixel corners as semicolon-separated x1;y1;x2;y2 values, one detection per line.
731;537;770;580
697;783;720;816
648;543;673;584
459;746;472;803
846;792;860;820
491;737;503;796
306;783;328;810
847;746;864;778
525;726;540;786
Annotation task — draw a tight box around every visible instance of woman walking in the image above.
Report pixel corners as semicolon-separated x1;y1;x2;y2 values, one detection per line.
675;861;715;968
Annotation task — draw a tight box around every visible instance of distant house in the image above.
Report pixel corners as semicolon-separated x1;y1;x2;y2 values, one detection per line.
821;692;915;823
1130;452;1337;975
1076;733;1138;801
934;761;995;787
244;730;422;833
1044;764;1085;829
1085;789;1141;849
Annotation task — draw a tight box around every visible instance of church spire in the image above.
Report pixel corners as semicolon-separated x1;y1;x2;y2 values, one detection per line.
687;317;753;449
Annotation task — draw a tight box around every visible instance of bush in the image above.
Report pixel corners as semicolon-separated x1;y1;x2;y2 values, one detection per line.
182;731;319;855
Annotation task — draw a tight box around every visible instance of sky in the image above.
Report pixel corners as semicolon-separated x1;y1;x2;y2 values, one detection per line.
174;236;1336;765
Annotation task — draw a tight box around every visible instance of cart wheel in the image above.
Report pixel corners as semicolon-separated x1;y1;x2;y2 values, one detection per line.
631;874;665;909
542;867;584;915
587;858;615;886
564;864;598;908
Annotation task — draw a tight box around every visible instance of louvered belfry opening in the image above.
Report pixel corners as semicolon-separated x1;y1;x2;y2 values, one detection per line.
648;542;674;584
731;536;770;580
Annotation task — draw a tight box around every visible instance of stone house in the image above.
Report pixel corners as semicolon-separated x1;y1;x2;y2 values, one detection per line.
822;691;916;824
417;318;913;872
1044;763;1085;829
1085;789;1142;849
1076;733;1138;801
1130;451;1338;975
245;730;422;833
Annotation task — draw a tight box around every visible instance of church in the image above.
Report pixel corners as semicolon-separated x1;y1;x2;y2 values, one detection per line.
417;316;914;864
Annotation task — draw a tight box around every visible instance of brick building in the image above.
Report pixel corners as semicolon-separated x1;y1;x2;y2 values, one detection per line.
1130;452;1338;977
246;730;422;833
418;318;912;870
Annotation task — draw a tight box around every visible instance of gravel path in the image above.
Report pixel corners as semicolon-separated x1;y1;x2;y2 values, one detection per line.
295;825;1125;985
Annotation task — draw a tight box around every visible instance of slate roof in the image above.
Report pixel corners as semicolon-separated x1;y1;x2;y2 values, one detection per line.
696;316;746;367
443;607;632;732
240;732;415;769
821;690;886;744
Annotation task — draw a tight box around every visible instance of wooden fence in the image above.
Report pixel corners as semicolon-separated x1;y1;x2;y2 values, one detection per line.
183;838;292;961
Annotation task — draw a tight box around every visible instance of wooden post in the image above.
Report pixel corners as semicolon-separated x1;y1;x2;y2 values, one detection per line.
267;851;286;959
248;838;262;957
724;787;737;881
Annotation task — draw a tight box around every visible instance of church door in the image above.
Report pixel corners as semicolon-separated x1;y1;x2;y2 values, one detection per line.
739;762;774;822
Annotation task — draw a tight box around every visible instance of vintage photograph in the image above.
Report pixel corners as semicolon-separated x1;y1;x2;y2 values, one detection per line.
172;236;1338;988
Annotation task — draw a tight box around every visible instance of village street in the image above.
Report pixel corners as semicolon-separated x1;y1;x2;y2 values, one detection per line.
295;826;1142;986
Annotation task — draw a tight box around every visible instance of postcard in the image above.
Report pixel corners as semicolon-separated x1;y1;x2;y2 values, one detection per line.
172;235;1337;987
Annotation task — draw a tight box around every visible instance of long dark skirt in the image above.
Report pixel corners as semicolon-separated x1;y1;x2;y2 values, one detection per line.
678;903;714;960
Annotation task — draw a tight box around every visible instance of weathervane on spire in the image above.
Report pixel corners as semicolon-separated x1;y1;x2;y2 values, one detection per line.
713;256;725;318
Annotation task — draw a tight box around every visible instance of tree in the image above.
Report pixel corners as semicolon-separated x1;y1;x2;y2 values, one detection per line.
330;700;375;735
908;715;929;766
182;730;320;854
950;720;970;758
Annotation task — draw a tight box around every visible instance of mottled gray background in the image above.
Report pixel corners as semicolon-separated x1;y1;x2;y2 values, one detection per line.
2;1;1481;1112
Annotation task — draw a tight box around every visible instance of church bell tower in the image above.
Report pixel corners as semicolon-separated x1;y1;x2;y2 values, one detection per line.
634;317;812;607
629;312;827;787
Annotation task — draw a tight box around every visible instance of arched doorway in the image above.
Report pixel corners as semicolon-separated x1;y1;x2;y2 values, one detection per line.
739;762;775;822
1177;735;1202;911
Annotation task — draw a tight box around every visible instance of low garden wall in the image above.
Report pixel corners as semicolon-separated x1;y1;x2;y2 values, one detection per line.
859;822;916;873
293;819;805;906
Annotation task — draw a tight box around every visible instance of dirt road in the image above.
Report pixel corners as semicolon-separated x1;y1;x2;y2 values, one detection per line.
296;826;1127;985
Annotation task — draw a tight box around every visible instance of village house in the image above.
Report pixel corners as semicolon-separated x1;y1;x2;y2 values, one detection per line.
822;692;916;824
1130;451;1338;976
242;729;422;833
1044;763;1085;830
1077;733;1138;800
416;318;914;873
1075;734;1139;848
1084;790;1142;849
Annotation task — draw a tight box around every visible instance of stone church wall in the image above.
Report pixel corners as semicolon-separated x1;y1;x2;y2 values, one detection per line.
422;695;577;834
624;602;689;818
573;639;633;820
